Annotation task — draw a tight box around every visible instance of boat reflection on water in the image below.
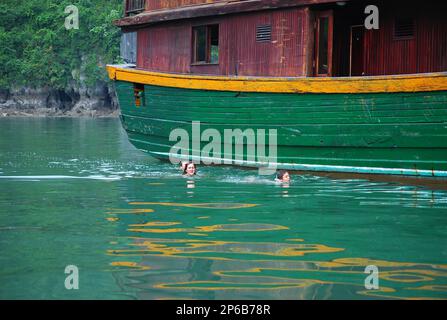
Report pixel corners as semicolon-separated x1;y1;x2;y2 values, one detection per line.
105;175;447;300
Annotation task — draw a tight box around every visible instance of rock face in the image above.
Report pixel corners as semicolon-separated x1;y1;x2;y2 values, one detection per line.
0;82;118;117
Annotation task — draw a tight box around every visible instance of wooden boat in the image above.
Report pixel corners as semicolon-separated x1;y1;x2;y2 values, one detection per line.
108;0;447;178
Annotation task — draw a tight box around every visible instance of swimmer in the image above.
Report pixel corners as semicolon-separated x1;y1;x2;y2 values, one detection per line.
275;170;290;183
182;161;197;176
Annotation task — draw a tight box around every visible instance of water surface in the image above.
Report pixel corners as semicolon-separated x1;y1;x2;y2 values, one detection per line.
0;117;446;299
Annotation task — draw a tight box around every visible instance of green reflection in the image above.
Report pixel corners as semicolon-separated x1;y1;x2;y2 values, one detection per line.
0;118;446;300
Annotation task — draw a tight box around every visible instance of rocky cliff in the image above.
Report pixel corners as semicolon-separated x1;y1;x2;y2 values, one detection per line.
0;81;118;117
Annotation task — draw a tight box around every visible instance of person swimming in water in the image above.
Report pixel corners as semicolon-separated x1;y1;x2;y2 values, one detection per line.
182;161;197;176
276;170;290;183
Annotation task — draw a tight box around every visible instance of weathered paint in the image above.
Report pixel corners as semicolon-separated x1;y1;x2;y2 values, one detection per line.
136;7;310;77
331;0;447;77
117;0;344;27
137;21;191;74
363;1;447;76
111;80;447;177
147;0;230;11
107;65;447;94
124;0;447;78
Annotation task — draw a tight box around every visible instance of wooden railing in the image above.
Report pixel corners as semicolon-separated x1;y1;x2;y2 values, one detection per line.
125;0;146;16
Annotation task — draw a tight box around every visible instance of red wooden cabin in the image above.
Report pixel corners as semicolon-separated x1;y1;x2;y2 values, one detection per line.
117;0;447;78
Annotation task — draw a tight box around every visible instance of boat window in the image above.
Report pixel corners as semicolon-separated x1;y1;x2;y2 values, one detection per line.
133;83;144;107
209;25;219;64
192;24;219;64
121;32;137;64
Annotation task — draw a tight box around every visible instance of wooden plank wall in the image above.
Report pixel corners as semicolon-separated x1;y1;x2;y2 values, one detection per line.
137;22;191;73
137;7;310;77
137;1;447;77
363;2;447;75
146;0;233;11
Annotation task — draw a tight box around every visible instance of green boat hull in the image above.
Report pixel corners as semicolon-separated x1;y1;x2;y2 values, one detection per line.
113;80;447;178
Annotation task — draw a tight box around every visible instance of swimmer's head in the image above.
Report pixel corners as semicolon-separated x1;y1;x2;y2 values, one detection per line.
183;162;197;176
276;170;290;183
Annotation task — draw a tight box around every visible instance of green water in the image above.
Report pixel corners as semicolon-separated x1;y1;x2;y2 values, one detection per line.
0;117;446;300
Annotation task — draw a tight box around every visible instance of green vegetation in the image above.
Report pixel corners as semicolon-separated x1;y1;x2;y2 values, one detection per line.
0;0;122;90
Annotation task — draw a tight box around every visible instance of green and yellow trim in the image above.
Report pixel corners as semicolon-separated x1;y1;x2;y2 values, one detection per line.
107;65;447;94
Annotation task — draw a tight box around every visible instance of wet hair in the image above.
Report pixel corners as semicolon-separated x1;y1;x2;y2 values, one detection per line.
276;170;289;180
183;162;197;175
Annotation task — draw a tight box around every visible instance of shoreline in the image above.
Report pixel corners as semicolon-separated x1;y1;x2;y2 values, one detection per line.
0;107;119;118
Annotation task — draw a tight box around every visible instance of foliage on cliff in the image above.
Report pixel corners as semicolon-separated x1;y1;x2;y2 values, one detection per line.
0;0;122;90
